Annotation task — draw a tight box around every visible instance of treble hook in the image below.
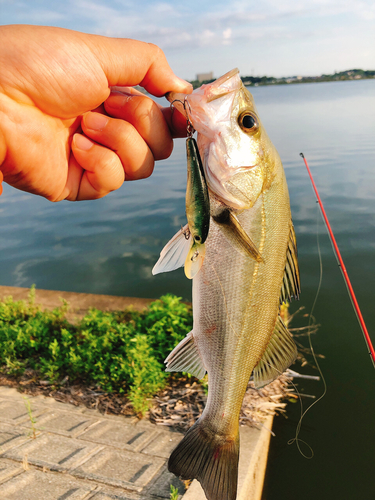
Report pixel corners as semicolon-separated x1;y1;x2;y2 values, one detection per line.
170;97;195;138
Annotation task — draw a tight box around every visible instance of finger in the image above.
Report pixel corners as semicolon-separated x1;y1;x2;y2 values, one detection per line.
87;36;193;97
71;133;125;200
91;103;106;114
104;93;173;160
107;88;189;139
80;112;155;180
110;86;145;97
59;154;84;202
161;105;190;138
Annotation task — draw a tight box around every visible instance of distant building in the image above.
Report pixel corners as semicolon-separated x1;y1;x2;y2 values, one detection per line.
196;72;214;83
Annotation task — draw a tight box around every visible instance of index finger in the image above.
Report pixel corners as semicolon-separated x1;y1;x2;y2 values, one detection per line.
161;105;190;138
108;87;189;138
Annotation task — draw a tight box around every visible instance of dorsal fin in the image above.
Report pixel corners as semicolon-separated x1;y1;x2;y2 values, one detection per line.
253;314;298;388
280;223;300;304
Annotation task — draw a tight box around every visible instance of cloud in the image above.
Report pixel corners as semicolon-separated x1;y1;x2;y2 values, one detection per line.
1;0;374;78
223;28;232;45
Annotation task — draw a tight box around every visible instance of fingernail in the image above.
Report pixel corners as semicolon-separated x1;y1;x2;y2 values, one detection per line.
84;112;109;132
74;134;94;151
174;77;193;92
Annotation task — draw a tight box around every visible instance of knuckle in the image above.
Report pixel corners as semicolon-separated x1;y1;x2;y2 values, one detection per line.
156;139;173;161
141;159;154;179
147;43;165;61
130;156;154;181
105;155;124;187
115;120;137;148
93;148;124;190
132;96;156;124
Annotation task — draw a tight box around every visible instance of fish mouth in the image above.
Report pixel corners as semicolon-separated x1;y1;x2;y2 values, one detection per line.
165;68;241;113
205;68;240;102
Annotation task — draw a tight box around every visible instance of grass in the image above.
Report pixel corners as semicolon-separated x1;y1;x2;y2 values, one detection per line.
0;287;193;415
170;484;180;500
23;396;39;439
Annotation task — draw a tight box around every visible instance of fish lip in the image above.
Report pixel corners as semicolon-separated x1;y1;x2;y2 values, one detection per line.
165;68;241;105
205;90;236;103
208;68;240;87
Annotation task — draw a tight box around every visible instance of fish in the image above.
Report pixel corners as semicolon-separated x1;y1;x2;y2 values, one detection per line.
155;68;300;500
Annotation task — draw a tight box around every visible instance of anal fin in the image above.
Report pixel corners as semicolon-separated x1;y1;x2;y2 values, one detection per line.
253;314;297;388
165;331;206;379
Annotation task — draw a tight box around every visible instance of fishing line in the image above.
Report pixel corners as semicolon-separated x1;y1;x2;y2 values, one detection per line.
262;201;327;458
256;358;313;457
287;203;327;459
300;152;375;368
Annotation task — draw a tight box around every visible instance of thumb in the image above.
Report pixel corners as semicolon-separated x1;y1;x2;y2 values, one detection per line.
87;35;193;97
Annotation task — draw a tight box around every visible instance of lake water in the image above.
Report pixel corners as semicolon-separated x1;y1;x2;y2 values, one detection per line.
1;79;375;499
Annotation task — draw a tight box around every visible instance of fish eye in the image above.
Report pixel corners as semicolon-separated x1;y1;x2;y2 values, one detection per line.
194;235;201;242
238;112;258;133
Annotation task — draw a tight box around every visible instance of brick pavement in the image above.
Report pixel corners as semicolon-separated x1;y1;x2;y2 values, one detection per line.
0;386;185;500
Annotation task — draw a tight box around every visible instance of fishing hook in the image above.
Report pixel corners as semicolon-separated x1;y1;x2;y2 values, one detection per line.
170;97;195;138
181;225;190;240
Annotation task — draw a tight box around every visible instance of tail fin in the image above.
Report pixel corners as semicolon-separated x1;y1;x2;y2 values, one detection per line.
168;418;239;500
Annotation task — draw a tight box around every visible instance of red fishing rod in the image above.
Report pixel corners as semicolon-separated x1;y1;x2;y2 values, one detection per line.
300;152;375;368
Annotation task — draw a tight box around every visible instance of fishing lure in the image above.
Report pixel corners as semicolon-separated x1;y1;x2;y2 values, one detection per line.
152;106;210;279
184;136;210;278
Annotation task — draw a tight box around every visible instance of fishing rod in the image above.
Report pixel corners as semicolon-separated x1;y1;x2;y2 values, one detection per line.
300;152;375;368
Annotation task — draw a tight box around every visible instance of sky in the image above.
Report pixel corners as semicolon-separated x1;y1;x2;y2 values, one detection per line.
0;0;374;81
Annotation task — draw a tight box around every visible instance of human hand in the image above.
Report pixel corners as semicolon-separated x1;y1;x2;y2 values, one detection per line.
0;25;192;201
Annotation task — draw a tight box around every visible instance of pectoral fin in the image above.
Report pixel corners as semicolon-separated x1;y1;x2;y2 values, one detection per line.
253;314;297;388
280;223;301;303
152;224;191;275
212;208;263;262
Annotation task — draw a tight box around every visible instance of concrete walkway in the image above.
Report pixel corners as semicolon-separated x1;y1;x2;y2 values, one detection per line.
0;286;274;500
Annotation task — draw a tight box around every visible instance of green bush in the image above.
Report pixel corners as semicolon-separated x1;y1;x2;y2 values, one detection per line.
0;288;192;414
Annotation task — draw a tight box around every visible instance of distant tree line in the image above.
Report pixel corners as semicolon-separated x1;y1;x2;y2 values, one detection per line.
189;69;375;89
